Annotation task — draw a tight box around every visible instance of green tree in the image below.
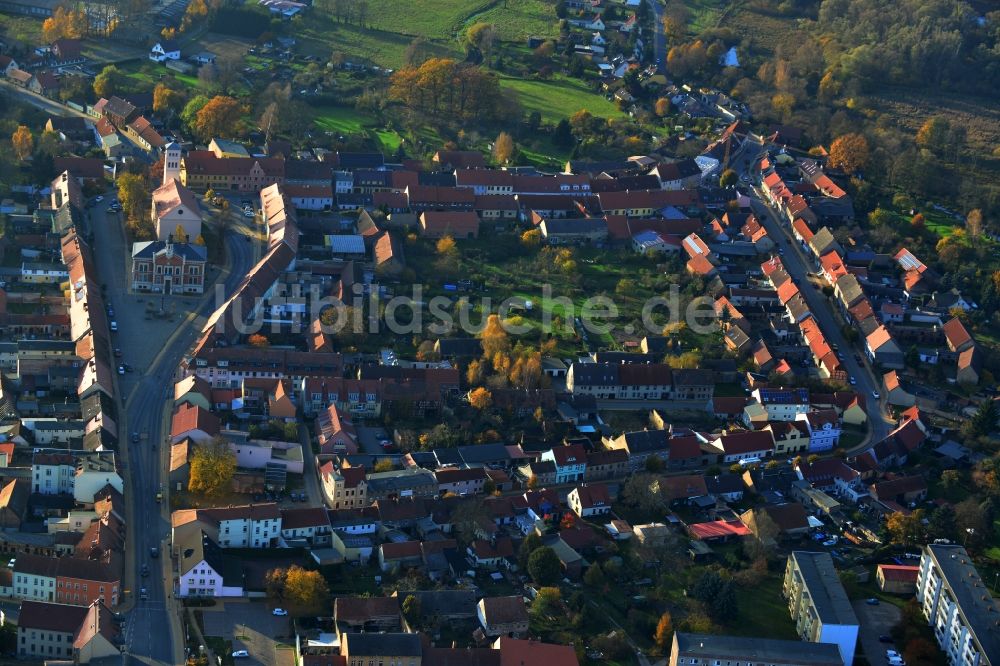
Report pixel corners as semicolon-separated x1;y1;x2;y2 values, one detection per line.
719;169;738;187
583;562;605;588
527;546;561;585
93;65;124;98
518;532;542;570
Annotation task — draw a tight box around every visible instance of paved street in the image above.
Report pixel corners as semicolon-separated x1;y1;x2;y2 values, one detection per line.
202;603;294;666
742;168;892;449
648;0;667;70
853;599;901;666
0;79;90;118
87;190;257;665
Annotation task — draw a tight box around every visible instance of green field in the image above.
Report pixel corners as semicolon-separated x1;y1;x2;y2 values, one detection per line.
0;13;41;44
313;105;404;152
118;60;200;92
464;0;558;41
499;74;625;124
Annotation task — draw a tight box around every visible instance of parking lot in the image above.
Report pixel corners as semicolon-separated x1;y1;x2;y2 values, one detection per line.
202;602;293;666
853;599;902;666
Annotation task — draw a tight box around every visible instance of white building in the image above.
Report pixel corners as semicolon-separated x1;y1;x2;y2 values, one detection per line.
917;544;999;666
783;551;859;666
796;410;841;452
176;530;243;598
149;40;180;62
73;455;124;504
31;451;77;495
174;503;282;549
153;143;202;242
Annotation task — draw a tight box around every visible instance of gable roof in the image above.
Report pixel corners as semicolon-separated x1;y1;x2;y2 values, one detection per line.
942;317;972;351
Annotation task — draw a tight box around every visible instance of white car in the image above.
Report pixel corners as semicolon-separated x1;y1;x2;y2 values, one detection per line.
110;321;118;332
244;210;255;218
232;650;249;658
94;195;104;203
872;390;880;399
272;608;288;616
849;376;857;385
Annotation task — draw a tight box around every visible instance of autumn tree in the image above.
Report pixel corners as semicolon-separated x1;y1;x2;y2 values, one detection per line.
194;96;245;142
267;565;329;613
654;97;671;117
188;438;237;496
42;6;85;42
966;209;984;239
493;131;514;165
479;313;511;359
11;126;33;161
401;594;421;628
436;235;457;257
389;58;511;123
886;509;925;547
521;229;541;247
469;387;493;410
719;169;737;187
248;333;269;347
93;65;125;98
828;133;870;174
117;172;149;222
466;359;485;386
153;82;186;115
373;458;395;473
915;117;950;154
654;611;673;652
465;22;497;61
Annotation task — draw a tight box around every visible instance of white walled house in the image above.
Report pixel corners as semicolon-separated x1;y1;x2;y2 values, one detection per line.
176;531;243;598
201;504;282;548
73;456;124;505
32;451;77;495
567;484;612;518
279;507;332;546
797;410;841;453
149;40;181;62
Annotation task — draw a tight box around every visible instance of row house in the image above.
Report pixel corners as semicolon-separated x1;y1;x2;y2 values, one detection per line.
171;503;282;549
434;467;488;496
12;554;119;607
540;444;587;483
319;462;367;510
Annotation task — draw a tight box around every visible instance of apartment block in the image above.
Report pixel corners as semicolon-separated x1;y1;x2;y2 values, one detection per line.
783;551;859;666
916;544;999;666
670;632;844;666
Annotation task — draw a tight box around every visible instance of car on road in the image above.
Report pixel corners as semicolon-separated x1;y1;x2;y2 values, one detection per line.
110;321;118;332
140;588;148;600
132;432;140;443
232;651;250;659
114;348;122;357
244;210;254;218
155;491;162;503
872;390;880;399
849;376;857;385
117;365;125;375
272;608;288;616
887;650;901;658
141;564;149;577
865;597;880;605
94;196;103;203
150;547;159;558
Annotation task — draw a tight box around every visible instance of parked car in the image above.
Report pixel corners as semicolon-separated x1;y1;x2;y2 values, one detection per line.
849;376;857;385
114;348;122;357
118;365;125;375
232;650;249;658
872;390;880;399
866;597;880;605
886;650;901;658
110;321;118;332
149;547;159;558
141;564;149;577
131;432;139;443
822;538;838;547
272;608;288;616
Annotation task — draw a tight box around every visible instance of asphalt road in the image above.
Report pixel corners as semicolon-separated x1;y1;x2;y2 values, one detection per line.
743;177;892;448
648;0;667;70
90;193;256;664
0;79;90;118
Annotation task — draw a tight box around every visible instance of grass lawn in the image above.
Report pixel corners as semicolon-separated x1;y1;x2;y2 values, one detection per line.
312;104;404;151
725;574;798;640
296;14;461;68
0;13;41;43
500;73;625;124
117;60;200;93
465;0;558;42
354;0;494;40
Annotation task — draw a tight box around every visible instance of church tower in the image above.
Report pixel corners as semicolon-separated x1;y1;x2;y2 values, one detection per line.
163;141;181;185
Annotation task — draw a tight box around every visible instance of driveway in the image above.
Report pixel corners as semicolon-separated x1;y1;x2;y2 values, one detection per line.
853;600;901;666
202;603;293;666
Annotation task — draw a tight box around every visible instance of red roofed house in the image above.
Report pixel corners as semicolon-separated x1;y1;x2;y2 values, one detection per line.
419;211;480;239
170;403;220;444
865;325;904;369
942;317;973;353
541;444;587;483
494;636;579;666
567;483;611;518
687;519;752;541
819;251;848;283
883;371;916;407
876;564;919;595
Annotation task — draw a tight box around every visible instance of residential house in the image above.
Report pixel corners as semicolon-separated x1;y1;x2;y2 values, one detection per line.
319;463;367;510
865;325;904;370
540;444;587;483
176;529;243;598
17;601;118;663
149;39;180;61
477;596;529;637
567;483;611;518
419;211;480;239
